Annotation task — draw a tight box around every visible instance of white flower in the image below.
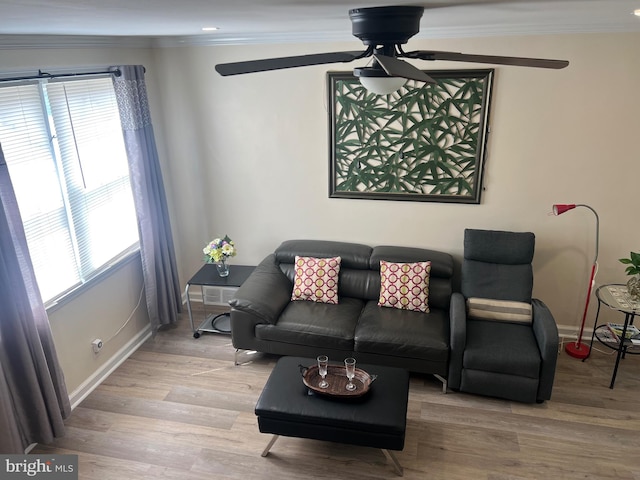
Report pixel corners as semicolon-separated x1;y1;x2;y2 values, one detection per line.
203;235;237;263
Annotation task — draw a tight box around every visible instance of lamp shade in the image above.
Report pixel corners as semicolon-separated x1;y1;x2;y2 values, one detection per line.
552;204;577;215
359;76;406;95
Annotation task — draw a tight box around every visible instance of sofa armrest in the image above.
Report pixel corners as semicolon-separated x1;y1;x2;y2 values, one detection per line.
531;298;559;401
448;292;467;390
229;254;292;325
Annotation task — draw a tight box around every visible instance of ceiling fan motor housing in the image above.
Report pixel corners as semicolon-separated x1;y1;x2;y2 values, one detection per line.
349;6;423;46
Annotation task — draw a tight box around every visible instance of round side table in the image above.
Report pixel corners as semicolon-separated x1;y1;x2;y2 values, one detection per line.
585;284;640;388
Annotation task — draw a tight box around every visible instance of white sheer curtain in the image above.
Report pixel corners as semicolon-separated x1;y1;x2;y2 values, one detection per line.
0;143;71;453
111;65;182;333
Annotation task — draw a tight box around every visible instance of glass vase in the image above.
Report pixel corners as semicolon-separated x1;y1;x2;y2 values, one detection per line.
216;257;230;277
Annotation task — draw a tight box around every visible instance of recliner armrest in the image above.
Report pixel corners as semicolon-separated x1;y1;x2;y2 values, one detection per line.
448;292;467;390
531;298;559;401
229;254;292;325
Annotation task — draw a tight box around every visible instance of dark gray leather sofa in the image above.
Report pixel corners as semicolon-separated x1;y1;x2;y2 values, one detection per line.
229;240;454;381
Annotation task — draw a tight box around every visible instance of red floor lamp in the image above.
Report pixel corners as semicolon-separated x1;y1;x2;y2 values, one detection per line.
551;203;599;359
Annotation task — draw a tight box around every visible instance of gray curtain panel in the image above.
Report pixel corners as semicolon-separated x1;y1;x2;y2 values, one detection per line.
112;65;182;333
0;144;71;453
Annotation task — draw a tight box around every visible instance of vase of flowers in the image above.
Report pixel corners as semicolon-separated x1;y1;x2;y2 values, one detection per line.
619;251;640;301
203;235;237;277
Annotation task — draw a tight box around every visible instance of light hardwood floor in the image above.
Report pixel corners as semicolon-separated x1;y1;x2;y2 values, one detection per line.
34;306;640;479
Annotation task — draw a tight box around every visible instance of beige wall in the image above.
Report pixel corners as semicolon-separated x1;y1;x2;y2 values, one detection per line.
0;46;159;396
47;255;150;400
153;32;639;335
1;31;637;395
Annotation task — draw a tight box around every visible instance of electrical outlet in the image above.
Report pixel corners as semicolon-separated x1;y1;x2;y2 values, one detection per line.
91;339;103;353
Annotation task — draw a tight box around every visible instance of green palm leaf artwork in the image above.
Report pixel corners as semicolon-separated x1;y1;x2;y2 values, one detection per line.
328;70;493;203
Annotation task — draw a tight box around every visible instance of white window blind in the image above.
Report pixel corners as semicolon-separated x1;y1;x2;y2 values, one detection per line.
0;76;139;303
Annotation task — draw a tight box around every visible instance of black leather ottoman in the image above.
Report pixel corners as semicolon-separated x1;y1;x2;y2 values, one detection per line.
255;356;410;476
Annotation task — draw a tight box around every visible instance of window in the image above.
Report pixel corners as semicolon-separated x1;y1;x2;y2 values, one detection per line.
0;76;139;303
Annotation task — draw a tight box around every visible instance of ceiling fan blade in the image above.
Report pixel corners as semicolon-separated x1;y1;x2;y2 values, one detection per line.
215;51;367;76
405;50;569;69
373;54;436;83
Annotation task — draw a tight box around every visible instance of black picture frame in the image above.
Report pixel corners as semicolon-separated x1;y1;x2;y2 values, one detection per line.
328;69;493;203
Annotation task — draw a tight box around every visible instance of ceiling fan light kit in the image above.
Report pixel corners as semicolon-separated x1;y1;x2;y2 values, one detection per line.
357;75;406;95
214;5;569;95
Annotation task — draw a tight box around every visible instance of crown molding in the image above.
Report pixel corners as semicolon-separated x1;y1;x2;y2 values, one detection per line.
416;22;640;39
151;22;640;47
0;34;155;50
0;22;637;50
152;30;352;48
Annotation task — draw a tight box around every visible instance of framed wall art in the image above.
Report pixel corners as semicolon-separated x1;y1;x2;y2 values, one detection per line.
328;69;493;203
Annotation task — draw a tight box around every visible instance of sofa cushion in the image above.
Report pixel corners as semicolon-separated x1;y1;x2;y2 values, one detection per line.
461;229;534;303
291;256;341;304
463;319;540;378
370;245;453;279
467;297;532;324
378;260;431;313
371;245;453;310
354;301;449;363
275;240;372;270
255;297;364;351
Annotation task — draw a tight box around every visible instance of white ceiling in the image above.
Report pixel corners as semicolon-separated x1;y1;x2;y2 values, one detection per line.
0;0;638;46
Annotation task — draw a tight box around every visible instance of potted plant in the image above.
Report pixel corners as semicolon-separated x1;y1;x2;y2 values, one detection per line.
619;251;640;301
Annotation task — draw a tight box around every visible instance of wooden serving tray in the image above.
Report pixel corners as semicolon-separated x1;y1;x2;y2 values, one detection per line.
301;363;376;398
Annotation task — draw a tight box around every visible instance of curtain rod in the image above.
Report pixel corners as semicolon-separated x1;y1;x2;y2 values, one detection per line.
0;68;121;84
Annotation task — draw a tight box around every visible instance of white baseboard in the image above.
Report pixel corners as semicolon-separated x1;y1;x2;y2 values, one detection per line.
183;289;200;304
558;324;577;340
557;324;594;342
68;325;152;410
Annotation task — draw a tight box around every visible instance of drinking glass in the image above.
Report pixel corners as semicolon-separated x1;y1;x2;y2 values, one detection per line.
317;355;329;388
344;357;357;391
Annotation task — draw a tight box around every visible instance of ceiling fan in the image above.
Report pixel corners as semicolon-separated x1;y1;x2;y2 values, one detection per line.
215;5;569;95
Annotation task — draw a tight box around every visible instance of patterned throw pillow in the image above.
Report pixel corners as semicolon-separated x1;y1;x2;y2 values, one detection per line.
291;256;341;304
466;297;532;324
378;260;431;313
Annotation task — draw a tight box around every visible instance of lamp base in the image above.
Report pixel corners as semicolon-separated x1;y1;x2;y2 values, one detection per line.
565;341;590;359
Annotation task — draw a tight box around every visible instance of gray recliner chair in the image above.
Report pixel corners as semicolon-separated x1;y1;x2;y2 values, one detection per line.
448;229;559;403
